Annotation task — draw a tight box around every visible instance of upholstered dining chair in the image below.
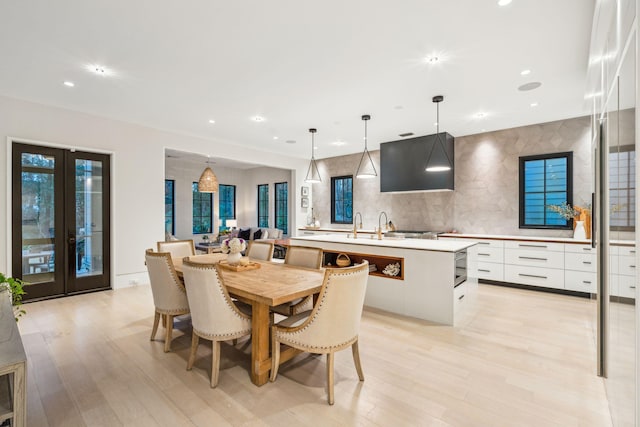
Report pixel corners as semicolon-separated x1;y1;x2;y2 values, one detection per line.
181;259;252;388
246;240;274;261
145;249;190;352
157;239;196;259
270;262;369;405
271;246;323;316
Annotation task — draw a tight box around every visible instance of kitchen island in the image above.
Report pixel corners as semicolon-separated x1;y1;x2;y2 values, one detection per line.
289;235;477;325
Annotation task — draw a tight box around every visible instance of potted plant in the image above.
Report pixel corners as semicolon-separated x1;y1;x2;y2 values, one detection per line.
0;273;27;321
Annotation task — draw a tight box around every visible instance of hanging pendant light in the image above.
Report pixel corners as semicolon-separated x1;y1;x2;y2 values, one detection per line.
305;128;322;183
425;95;453;172
355;114;377;179
198;156;219;192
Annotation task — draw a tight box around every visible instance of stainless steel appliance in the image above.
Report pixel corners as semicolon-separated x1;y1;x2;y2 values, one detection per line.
454;250;467;287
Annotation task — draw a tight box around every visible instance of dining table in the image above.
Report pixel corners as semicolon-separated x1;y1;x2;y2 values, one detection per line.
173;253;325;386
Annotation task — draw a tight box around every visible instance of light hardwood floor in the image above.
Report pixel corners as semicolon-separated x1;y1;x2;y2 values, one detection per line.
17;283;612;426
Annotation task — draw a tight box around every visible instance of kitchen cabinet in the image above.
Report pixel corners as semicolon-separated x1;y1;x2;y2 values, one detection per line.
610;245;637;298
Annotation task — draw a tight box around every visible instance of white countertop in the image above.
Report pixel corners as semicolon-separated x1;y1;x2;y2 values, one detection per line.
439;233;634;246
298;227;380;234
290;234;476;253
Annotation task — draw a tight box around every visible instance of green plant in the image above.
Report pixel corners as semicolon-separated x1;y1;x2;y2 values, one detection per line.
0;273;27;321
546;202;579;220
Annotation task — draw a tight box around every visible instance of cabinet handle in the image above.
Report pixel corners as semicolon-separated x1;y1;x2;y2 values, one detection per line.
630;250;636;254
582;248;592;251
583;281;592;284
478;253;491;256
582;261;592;265
478;242;490;245
519;244;547;248
478;269;491;273
519;256;548;261
631;286;636;289
519;273;547;279
631;265;636;268
458;294;465;300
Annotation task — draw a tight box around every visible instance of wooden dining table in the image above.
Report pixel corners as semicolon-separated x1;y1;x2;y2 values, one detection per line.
173;254;324;386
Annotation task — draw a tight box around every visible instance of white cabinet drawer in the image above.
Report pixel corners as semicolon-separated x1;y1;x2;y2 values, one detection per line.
454;280;469;311
505;249;564;269
616;246;636;257
471;239;504;249
564;244;596;254
504;265;564;289
613;274;636;298
476;262;504;281
616;255;636;276
505;241;564;252
565;252;596;272
564;271;596;293
473;247;504;264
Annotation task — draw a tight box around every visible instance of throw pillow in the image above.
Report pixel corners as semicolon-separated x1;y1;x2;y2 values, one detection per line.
253;229;263;239
239;228;251;240
261;230;269;239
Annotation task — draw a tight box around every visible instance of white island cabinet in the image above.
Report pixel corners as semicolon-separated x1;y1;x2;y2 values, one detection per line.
289;235;477;326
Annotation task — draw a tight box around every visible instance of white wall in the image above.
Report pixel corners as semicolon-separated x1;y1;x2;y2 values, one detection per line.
0;95;307;288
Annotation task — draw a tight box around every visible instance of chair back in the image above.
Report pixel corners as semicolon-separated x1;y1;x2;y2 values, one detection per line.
181;260;251;338
285;246;323;269
247;241;274;261
286;262;369;349
157;240;196;259
145;249;189;313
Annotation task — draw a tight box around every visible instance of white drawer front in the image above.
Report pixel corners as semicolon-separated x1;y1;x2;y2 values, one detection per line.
617;246;637;257
565;252;596;272
470;239;504;249
617;255;636;276
476;262;504;281
564;271;596;293
505;249;564;269
564;244;596;254
614;274;636;298
504;265;564;289
505;241;564;252
473;247;504;264
454;280;469;311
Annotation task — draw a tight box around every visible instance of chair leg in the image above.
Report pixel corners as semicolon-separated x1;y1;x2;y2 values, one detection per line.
187;332;199;370
150;311;160;341
164;314;174;353
327;352;335;405
211;340;221;388
232;338;238;346
351;340;365;381
161;314;167;328
269;330;280;382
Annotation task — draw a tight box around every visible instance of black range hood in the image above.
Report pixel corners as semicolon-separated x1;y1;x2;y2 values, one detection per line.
380;132;455;192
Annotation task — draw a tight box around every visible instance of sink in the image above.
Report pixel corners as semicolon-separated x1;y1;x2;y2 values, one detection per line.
383;232;406;239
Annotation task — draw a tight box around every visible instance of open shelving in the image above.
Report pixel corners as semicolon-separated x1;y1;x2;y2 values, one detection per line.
323;250;404;281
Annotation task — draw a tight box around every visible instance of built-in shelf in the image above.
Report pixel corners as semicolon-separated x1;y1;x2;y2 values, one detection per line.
323;250;404;281
0;374;12;423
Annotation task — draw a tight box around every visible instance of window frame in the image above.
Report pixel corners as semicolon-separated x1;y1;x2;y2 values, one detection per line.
331;175;353;224
192;182;213;234
274;181;288;234
609;144;636;231
218;184;236;232
165;179;175;235
519;151;573;230
257;184;269;227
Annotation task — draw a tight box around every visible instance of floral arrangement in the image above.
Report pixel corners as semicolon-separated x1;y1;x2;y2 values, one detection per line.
546;202;579;220
221;237;246;254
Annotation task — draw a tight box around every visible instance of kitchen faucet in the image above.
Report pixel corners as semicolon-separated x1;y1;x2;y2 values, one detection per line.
378;211;388;239
354;212;363;229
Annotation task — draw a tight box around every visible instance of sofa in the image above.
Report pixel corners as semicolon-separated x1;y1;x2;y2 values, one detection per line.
231;227;284;242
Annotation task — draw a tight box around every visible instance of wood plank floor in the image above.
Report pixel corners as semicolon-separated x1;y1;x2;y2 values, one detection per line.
17;283;612;426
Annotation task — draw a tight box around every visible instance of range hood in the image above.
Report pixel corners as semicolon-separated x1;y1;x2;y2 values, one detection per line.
379;132;455;192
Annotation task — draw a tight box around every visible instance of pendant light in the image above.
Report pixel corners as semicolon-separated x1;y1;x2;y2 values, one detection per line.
305;128;321;183
355;114;377;179
198;156;219;192
425;95;453;172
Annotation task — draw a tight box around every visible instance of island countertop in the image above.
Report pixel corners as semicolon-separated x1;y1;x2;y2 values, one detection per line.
290;234;476;253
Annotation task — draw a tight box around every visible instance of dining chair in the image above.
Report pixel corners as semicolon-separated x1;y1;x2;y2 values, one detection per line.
157;239;196;259
181;259;252;388
145;249;190;352
270;262;369;405
246;240;274;261
271;246;323;316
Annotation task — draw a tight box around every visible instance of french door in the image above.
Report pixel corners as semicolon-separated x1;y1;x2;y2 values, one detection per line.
12;143;111;301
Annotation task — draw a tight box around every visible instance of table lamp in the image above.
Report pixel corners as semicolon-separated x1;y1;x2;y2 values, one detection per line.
226;219;238;230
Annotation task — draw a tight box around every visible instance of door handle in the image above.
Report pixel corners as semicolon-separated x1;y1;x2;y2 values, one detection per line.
68;236;76;244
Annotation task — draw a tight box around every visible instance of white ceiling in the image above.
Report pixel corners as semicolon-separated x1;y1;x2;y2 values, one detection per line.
0;0;595;161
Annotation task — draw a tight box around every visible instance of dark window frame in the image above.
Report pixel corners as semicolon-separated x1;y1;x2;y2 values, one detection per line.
275;182;288;234
331;175;353;224
257;184;269;228
192;182;213;234
165;179;175;235
519;152;573;230
218;184;237;231
610;144;636;231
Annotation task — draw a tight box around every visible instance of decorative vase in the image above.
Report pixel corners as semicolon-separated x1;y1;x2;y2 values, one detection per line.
227;252;242;265
573;220;587;240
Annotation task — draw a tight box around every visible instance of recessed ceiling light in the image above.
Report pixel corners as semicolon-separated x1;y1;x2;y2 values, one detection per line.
252;116;265;122
63;81;75;87
530;102;538;107
87;64;111;76
476;112;487;118
518;82;542;91
273;136;279;140
426;56;439;63
285;140;296;144
498;0;512;5
331;141;346;146
208;119;215;124
520;69;531;76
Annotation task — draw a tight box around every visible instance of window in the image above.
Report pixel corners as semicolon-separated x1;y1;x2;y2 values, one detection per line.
519;152;573;229
219;184;236;231
165;179;175;235
331;175;353;224
275;182;288;234
192;182;213;234
610;146;636;230
257;184;269;227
